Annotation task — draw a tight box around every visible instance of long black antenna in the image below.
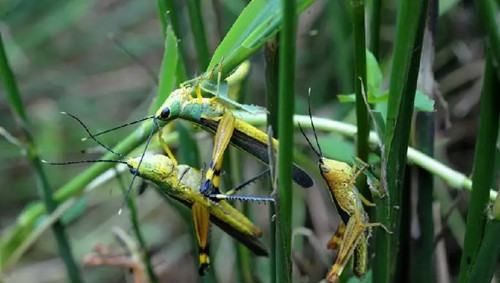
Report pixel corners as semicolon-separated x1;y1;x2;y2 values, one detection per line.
109;34;159;85
62;112;122;157
82;115;155;140
228;168;270;195
120;118;158;214
298;123;321;159
42;159;128;166
306;88;323;156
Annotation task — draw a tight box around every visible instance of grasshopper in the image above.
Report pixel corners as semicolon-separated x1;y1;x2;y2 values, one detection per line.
45;154;270;275
126;154;271;275
298;99;389;283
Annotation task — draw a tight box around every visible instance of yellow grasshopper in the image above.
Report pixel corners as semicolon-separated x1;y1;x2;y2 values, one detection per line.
298;101;389;282
45;154;270;275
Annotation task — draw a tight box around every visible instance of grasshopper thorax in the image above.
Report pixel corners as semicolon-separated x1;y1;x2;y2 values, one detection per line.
127;154;177;182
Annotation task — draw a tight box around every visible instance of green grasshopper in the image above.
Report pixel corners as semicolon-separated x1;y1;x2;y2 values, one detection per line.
298;97;390;283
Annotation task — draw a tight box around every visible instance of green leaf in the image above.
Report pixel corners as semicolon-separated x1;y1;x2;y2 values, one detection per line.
366;49;383;98
414;90;435;112
150;25;181;113
319;134;355;163
207;0;315;77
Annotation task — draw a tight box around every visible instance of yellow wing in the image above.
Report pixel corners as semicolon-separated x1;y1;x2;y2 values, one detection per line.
192;202;211;275
201;111;235;195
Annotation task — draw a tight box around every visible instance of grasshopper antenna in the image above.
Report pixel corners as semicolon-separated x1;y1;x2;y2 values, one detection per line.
119;117;158;215
306;88;323;156
61;112;122;157
226;168;270;195
42;159;128;166
82;115;155;141
298;88;323;160
108;33;158;85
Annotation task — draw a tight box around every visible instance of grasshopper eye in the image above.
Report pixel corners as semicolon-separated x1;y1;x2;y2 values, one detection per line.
159;108;170;120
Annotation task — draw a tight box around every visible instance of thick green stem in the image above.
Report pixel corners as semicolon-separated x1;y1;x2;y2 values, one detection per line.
276;0;296;281
373;0;428;280
412;112;435;283
458;54;500;283
0;33;83;283
474;0;500;77
351;0;370;204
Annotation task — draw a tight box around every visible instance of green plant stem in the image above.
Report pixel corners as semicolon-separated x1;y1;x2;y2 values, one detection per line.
474;0;500;77
412;2;437;280
371;0;428;279
0;34;83;283
469;218;500;282
351;0;370;204
369;0;381;57
458;54;500;283
186;0;210;70
412;112;435;283
265;36;279;283
276;0;296;281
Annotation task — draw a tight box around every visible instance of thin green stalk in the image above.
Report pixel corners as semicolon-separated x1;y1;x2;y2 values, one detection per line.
276;0;296;282
458;54;500;283
412;1;437;281
328;0;353;92
373;0;428;281
469;218;500;282
115;174;159;283
350;0;370;205
0;34;83;283
186;0;210;70
474;0;500;76
265;36;279;283
369;0;381;57
412;114;435;283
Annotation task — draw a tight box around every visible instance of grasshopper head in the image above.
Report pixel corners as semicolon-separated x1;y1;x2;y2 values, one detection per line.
319;158;353;185
127;154;176;183
155;87;191;123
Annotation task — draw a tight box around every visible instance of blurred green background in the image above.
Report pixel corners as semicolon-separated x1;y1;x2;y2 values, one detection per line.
0;0;496;282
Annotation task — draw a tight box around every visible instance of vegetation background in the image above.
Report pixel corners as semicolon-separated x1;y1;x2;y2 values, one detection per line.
0;0;498;282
